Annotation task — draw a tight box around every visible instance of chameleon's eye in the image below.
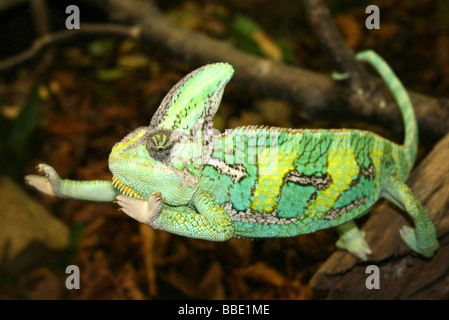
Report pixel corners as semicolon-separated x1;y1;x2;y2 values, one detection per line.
146;130;173;163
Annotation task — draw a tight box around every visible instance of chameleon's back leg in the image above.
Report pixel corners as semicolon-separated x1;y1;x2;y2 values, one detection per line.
383;175;438;257
335;220;372;260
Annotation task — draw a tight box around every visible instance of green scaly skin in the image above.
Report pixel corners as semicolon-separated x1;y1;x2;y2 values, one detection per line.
25;50;439;260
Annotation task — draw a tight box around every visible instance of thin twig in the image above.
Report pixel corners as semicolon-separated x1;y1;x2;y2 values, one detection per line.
301;0;383;118
30;0;51;36
29;0;54;78
0;24;142;72
301;0;368;86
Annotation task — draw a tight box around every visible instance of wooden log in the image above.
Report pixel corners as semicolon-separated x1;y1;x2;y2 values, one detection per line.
310;133;449;299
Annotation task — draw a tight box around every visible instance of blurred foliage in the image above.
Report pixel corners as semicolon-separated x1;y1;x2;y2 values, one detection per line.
230;14;294;63
0;86;41;180
7;87;40;151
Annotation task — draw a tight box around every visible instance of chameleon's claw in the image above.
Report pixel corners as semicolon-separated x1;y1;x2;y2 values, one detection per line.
116;192;165;228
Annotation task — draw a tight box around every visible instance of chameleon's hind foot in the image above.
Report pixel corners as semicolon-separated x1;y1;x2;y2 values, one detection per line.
399;225;439;258
336;221;372;260
116;192;165;228
384;175;439;258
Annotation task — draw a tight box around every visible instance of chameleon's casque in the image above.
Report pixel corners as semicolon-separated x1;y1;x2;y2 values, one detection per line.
25;51;438;260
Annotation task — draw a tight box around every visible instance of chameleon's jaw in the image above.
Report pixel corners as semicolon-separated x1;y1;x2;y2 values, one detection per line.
112;175;145;200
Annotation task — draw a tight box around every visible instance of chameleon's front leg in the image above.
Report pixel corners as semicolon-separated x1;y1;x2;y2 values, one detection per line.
383;175;438;257
117;189;235;241
25;163;119;202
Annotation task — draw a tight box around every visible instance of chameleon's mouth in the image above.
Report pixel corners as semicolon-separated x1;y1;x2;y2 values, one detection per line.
112;175;145;199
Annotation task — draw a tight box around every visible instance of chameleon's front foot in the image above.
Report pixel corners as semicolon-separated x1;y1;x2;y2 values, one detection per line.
24;163;63;197
399;225;439;258
116;192;165;228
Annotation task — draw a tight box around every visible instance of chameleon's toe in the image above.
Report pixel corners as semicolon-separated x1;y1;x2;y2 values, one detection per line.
399;225;438;258
116;193;165;228
150;191;165;203
38;164;62;195
148;192;165;221
24;175;53;196
37;163;53;175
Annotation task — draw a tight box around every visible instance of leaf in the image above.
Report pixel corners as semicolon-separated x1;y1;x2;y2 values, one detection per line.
7;86;41;152
231;14;283;61
88;39;115;57
96;68;131;81
67;222;87;261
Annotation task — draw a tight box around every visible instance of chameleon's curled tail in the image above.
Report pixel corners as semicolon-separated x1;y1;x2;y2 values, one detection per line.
355;50;418;174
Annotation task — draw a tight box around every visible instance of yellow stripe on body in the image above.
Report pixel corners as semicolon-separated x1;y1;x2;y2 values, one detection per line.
250;146;298;213
306;139;360;218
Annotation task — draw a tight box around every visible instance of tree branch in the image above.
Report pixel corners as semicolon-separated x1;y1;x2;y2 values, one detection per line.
301;0;376;114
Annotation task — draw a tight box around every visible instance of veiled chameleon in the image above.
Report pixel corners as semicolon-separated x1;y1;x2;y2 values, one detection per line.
25;51;438;260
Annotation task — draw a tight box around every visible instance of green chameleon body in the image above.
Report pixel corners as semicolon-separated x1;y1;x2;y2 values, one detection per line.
25;50;438;260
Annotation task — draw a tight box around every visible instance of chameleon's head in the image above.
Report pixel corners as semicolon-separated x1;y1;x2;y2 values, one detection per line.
108;62;234;206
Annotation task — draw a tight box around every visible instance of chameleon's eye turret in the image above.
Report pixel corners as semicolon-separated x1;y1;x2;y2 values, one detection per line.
146;130;173;163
